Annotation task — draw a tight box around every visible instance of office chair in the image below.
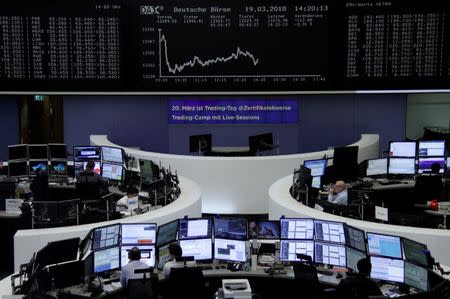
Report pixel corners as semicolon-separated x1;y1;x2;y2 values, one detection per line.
76;173;101;202
413;175;443;204
166;266;207;299
126;268;158;299
293;262;324;299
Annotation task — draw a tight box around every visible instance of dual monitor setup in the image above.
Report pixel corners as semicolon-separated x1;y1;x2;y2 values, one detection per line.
366;141;449;177
7;144;125;181
73;216;433;293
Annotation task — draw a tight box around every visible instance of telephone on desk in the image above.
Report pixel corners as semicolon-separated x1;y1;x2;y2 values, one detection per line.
227;262;243;272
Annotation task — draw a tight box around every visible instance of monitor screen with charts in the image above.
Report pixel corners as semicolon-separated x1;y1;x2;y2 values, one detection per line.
101;146;123;164
214;217;247;240
157;243;174;270
402;238;429;268
101;162;123;180
346;247;367;273
29;160;48;175
92;224;120;250
404;261;429;292
418;140;445;157
370;256;404;283
179;238;212;261
8;144;28;161
279;240;314;262
366;158;388;177
28;144;48;160
93;246;120;273
73;146;101;161
389;142;416;158
121;223;157;245
280;218;314;240
48;143;67;160
314;242;346;267
367;233;402;259
214;238;247;263
388;158;416;175
447;157;450;173
50;161;67;176
303;159;327;177
345;225;366;253
8;161;28;177
314;220;346;244
178;218;212;240
157;220;178;247
417;157;445;174
311;176;321;189
120;245;155;268
248;220;280;239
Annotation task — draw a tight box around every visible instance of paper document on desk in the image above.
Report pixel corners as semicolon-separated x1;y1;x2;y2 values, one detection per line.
257;254;275;268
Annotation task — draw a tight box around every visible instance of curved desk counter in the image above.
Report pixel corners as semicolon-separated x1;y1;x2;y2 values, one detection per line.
269;175;450;266
91;134;379;214
13;176;202;272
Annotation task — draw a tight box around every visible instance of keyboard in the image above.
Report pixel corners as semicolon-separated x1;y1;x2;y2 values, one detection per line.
378;180;401;185
200;265;213;270
316;267;334;276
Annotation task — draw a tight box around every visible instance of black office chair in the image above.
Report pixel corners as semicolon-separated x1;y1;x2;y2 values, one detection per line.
413;175;443;204
293;262;324;299
76;173;101;202
31;171;49;202
166;266;207;299
126;268;158;299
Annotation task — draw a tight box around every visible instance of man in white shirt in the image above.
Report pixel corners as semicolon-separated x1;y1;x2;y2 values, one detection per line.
163;243;197;278
120;247;149;288
116;186;139;212
328;180;348;205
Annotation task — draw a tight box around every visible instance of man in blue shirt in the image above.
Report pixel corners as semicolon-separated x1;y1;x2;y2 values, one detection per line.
328;180;348;205
120;247;149;288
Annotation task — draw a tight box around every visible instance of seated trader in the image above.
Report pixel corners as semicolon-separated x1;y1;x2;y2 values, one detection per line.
163;243;197;278
328;180;348;205
76;161;108;196
120;247;149;288
116;186;139;212
337;258;382;299
31;167;49;201
414;162;443;204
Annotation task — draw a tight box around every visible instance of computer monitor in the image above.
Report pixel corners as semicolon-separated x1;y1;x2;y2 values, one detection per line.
74;161;101;176
346;247;367;272
120;245;155;268
366;158;388;177
388;158;416;175
418;140;445;157
389;141;416;158
28;144;49;160
139;159;154;174
8;144;28;161
333;146;359;180
189;134;212;153
73;146;101;161
314;242;346;267
121;223;157;245
213;238;247;263
404;261;429;292
279;240;314;262
35;237;81;269
248;220;280;239
29;160;48;176
417;157;445;174
48;260;83;289
178;218;212;240
447;157;450;173
249;133;273;153
157;220;179;247
370;256;404;283
179;238;213;261
92;224;120;251
311;176;321;189
8;161;28;177
402;238;429;268
80;230;93;259
303;159;327;177
367;232;402;259
314;220;346;244
101;162;123;180
157;242;175;270
101;146;123;164
280;218;314;240
345;225;367;253
50;161;67;176
93;246;120;273
214;217;247;240
48;143;67;160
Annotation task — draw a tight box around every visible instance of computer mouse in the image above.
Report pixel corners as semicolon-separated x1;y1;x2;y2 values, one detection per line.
336;273;343;279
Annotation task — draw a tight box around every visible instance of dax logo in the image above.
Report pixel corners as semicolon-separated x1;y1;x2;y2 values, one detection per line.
140;6;163;15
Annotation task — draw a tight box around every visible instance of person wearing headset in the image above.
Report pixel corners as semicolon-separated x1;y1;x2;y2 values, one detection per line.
120;247;149;288
328;180;348;205
116;186;140;212
337;257;382;298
